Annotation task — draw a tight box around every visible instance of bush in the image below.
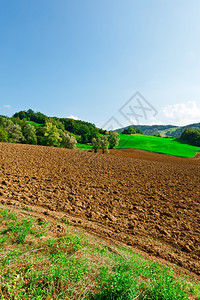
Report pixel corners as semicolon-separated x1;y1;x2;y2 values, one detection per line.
60;131;77;149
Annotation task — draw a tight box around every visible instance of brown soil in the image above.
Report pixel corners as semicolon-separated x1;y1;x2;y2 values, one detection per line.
0;143;200;276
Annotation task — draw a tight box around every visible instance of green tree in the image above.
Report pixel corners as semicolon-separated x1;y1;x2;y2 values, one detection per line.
99;135;109;154
5;123;24;143
35;125;46;145
122;126;136;134
23;123;37;145
44;122;62;147
59;130;77;149
108;132;120;149
0;116;5;127
0;128;8;142
92;136;100;153
180;128;200;146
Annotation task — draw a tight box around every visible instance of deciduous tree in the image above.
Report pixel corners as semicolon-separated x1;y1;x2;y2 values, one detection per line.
23;123;37;145
44;122;61;147
99;136;109;154
107;132;120;149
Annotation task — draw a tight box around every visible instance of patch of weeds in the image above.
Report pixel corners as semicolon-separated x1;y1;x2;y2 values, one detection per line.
0;208;17;220
0;219;33;244
90;265;139;299
35;232;46;238
94;247;107;255
141;273;189;299
30;226;46;238
22;206;34;212
0;249;24;266
1;254;90;299
46;232;88;258
89;254;192;300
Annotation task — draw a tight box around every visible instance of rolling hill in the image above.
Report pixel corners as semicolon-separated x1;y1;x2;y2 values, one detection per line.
116;122;200;137
77;134;200;157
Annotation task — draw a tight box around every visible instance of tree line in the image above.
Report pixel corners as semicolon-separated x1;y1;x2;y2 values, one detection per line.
0;116;78;149
0;109;120;152
13;109;105;144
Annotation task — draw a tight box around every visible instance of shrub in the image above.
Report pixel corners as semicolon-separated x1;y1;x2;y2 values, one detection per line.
61;132;77;149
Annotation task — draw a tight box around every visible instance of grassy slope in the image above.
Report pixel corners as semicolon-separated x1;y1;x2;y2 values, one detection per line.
0;206;199;299
27;121;40;126
158;127;181;136
77;134;200;157
116;134;200;157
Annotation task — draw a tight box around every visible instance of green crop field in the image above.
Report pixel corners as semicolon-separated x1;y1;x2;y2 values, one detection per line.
116;134;200;157
77;134;200;157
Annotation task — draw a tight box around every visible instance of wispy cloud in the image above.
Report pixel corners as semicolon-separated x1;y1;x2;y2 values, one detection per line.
163;101;200;125
3;104;11;108
67;115;79;120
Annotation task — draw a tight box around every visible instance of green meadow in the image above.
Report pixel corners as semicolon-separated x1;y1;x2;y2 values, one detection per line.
116;134;200;157
77;134;200;157
27;121;40;126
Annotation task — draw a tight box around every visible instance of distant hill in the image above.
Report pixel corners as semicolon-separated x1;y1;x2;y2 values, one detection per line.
115;123;200;138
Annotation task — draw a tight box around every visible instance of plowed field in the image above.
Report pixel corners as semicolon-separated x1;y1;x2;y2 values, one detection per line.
0;143;200;276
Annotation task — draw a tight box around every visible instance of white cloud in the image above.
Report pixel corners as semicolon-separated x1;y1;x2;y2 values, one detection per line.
3;105;11;108
67;115;79;120
163;101;200;125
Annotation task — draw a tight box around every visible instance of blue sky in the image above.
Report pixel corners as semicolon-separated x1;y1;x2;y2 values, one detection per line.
0;0;200;128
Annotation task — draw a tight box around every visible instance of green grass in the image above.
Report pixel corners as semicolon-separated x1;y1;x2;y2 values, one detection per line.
77;143;93;149
116;134;200;157
0;208;17;220
0;218;33;244
27;121;40;126
0;206;200;299
77;134;200;157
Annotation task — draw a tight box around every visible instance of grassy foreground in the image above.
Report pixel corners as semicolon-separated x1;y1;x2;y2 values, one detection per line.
0;207;200;299
77;134;200;157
